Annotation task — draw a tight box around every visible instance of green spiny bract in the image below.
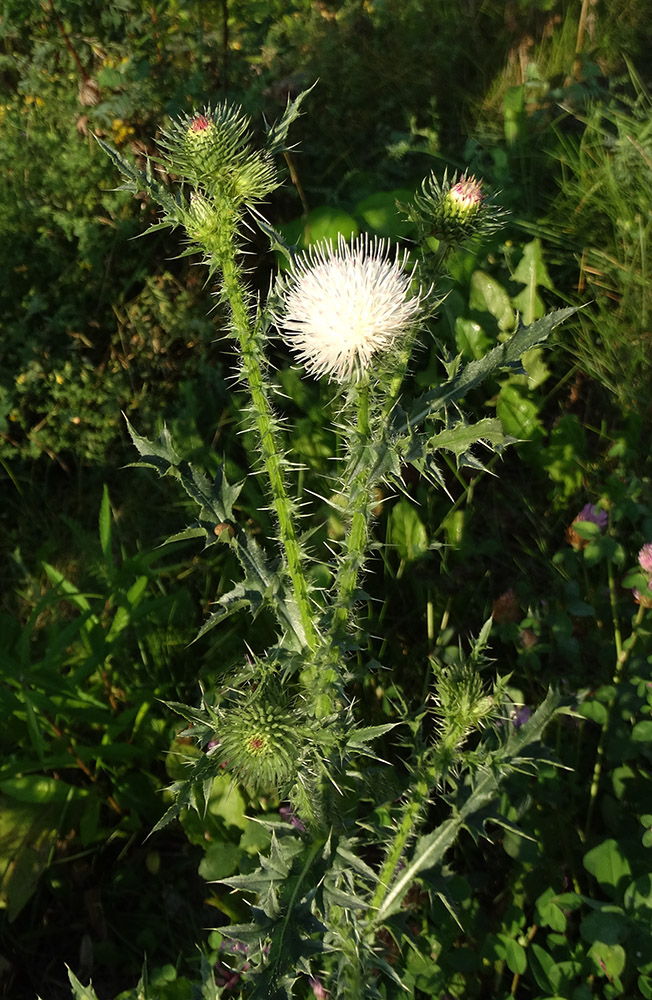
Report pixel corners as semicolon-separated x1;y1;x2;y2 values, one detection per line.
216;699;304;793
159;103;278;209
403;169;508;249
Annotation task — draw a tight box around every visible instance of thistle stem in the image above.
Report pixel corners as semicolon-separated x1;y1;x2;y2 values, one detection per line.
368;784;427;914
331;379;374;638
219;244;318;650
381;329;418;422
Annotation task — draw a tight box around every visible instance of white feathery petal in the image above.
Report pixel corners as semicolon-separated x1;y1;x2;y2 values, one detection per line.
275;234;422;382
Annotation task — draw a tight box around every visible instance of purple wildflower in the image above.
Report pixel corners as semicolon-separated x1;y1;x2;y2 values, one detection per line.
512;706;532;728
280;804;307;833
577;503;608;531
566;503;608;549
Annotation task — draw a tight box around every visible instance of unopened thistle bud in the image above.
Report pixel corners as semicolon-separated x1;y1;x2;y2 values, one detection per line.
159;103;278;206
215;702;302;792
445;175;483;222
405;170;507;248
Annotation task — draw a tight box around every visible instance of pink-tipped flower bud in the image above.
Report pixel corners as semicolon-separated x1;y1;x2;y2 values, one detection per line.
406;170;507;249
189;113;212;133
445;175;484;221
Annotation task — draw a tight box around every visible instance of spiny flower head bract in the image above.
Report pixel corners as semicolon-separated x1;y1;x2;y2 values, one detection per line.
159;103;278;206
275;233;423;382
405;169;508;247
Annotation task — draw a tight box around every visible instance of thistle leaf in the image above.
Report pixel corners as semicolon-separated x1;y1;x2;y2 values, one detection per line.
405;308;578;430
66;968;100;1000
347;723;398;748
123;419;308;648
264;83;317;157
373;688;562;922
94;136;181;218
427;417;508;457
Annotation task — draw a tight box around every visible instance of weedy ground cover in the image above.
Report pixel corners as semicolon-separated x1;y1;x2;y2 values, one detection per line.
1;3;651;999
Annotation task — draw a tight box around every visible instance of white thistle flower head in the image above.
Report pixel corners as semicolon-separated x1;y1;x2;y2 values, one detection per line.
275;234;423;382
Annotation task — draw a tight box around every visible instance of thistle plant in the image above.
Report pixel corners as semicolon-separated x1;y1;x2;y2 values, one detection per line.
99;93;576;999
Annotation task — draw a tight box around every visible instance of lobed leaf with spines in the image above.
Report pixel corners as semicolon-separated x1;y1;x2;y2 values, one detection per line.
124;419;309;649
264;84;317;158
336;309;578;505
370;687;562;926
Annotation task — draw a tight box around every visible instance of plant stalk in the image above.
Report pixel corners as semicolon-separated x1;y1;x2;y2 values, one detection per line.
331;379;374;637
219;242;318;650
584;571;645;838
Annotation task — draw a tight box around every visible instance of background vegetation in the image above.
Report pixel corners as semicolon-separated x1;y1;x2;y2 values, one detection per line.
1;1;651;997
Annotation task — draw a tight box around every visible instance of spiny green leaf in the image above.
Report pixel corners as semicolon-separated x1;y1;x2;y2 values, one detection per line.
405;308;578;430
347;723;398;748
427;417;508;457
66;967;101;1000
95;136;181;218
264;83;317;157
373;688;562;922
124;420;308;647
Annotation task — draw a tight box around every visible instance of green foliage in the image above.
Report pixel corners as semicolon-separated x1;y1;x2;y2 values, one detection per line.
4;3;652;998
0;486;200;923
552;79;652;418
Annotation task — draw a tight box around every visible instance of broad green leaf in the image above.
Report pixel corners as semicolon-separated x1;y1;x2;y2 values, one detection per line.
198;841;242;881
497;384;544;440
391;500;428;562
589;941;626;981
355;189;415;239
455;316;493;359
641;816;652;849
497;935;527;974
640;974;652;999
578;700;608;725
207;774;248;832
528;942;555;993
624;873;652;911
279;206;359;253
583;839;632;897
584;535;624;568
580;907;629;945
521;347;550;389
535;887;568;932
512;239;554;324
0;798;59;920
548;960;583;993
632;721;652;743
0;775;88;804
469;270;515;331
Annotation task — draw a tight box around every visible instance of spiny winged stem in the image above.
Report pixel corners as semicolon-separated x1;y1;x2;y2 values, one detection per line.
381;329;419;423
367;778;430;917
219;243;318;650
331;378;375;639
